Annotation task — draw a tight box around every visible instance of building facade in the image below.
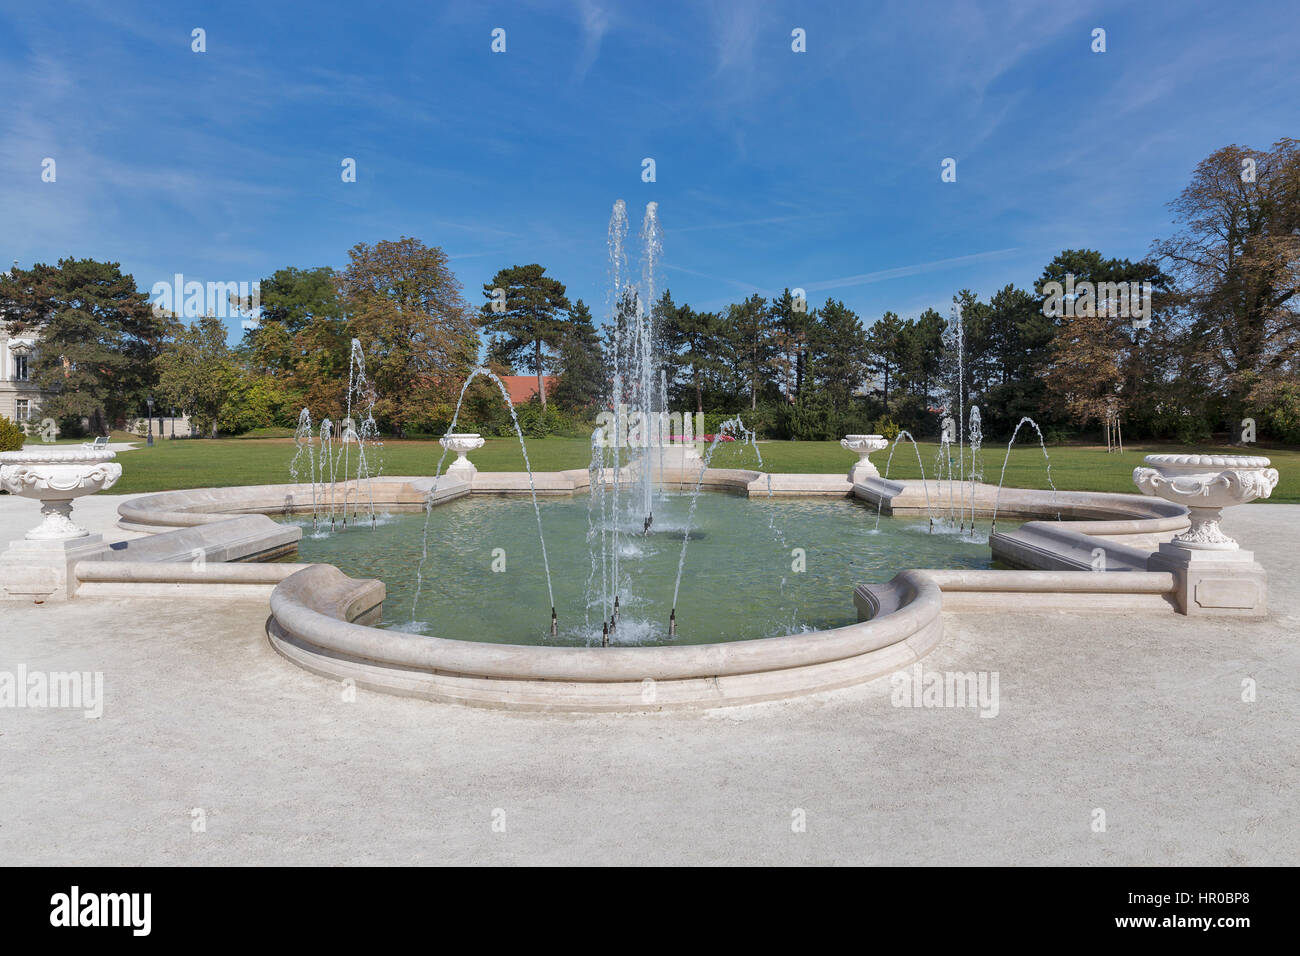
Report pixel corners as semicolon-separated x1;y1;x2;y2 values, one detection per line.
0;327;45;425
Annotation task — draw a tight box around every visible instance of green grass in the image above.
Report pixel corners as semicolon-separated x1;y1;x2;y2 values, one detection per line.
34;434;1299;503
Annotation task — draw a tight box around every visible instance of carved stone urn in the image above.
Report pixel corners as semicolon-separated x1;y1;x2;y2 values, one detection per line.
0;446;122;540
1132;454;1278;551
840;434;889;484
439;433;485;480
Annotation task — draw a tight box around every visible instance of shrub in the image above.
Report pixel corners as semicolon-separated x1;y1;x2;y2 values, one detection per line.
871;415;901;440
220;375;302;434
1174;416;1212;446
0;415;26;451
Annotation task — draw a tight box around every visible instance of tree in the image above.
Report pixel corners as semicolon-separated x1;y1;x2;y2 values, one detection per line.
335;237;479;433
551;299;606;411
806;299;867;413
898;308;945;401
1043;308;1125;431
0;258;164;435
865;311;906;411
1153;139;1300;414
721;293;772;410
977;284;1054;436
239;265;344;377
156;316;239;438
232;265;350;420
662;300;722;415
768;289;811;402
478;264;571;408
1036;249;1169;437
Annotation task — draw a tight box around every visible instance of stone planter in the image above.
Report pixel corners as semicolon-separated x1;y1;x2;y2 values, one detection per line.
0;446;122;540
1132;454;1277;550
840;434;889;483
0;446;122;602
439;433;485;479
1133;453;1279;617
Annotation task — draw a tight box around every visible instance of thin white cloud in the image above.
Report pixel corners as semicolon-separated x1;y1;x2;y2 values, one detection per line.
572;0;612;81
803;249;1021;292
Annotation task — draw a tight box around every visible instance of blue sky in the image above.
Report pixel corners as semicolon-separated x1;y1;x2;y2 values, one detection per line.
2;0;1297;343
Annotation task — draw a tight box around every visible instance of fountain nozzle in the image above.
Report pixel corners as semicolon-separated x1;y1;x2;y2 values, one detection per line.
613;595;620;625
668;608;676;637
643;512;653;535
550;607;558;637
602;622;609;647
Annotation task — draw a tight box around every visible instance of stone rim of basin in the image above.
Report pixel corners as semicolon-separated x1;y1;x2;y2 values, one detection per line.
1141;453;1272;469
0;447;119;464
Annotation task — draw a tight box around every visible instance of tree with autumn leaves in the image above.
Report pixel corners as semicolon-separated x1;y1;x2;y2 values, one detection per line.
335;237;479;433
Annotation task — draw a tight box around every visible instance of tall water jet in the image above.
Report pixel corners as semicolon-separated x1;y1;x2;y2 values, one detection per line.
966;405;984;535
873;430;936;532
343;338;381;525
991;416;1059;532
290;408;319;530
938;300;968;532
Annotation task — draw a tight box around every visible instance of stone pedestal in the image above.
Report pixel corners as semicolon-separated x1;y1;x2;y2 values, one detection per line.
0;534;111;603
1147;544;1267;617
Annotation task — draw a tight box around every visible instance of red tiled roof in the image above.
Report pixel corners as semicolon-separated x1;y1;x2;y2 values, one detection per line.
499;375;557;405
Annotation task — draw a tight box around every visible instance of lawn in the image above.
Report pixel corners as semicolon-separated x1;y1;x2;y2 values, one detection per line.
51;434;1300;503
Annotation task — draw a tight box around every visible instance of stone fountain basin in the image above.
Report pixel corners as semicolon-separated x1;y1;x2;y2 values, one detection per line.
106;471;1202;710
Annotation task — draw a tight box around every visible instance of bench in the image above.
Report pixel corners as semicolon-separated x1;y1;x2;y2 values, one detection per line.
82;436;110;451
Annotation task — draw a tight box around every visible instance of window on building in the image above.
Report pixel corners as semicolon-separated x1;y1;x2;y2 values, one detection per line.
13;355;28;381
15;399;30;421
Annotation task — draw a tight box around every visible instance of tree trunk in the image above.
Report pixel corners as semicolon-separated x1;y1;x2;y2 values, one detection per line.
535;339;546;408
695;374;703;415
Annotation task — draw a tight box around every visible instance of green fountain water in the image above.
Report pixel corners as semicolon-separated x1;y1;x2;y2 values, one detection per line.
281;492;1011;647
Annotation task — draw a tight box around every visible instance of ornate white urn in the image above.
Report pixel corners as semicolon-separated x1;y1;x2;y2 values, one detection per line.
0;446;122;540
439;432;485;480
1132;454;1278;550
841;434;889;484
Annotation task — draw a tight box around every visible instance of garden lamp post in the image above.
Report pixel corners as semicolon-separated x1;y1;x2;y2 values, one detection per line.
146;395;154;447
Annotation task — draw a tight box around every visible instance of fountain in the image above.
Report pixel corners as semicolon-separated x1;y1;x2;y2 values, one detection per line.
288;338;383;530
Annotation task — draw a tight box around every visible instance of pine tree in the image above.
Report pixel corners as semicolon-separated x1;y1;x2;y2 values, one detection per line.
552;299;606;410
478;264;571;408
